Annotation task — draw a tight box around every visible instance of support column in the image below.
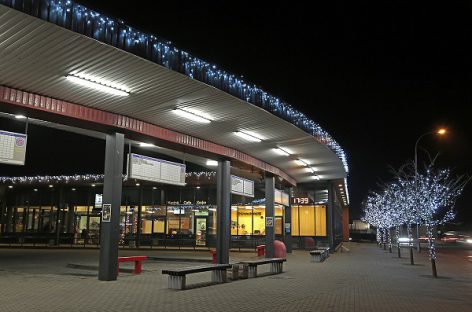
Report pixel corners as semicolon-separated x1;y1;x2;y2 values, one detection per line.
327;183;335;250
99;133;124;281
216;160;231;264
137;186;143;248
265;174;275;258
285;187;293;253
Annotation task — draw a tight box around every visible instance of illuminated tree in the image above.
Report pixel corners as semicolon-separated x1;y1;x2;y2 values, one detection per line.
414;165;469;277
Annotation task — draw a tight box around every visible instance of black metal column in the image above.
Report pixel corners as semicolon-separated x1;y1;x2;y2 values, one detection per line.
285;187;293;253
99;133;124;281
265;174;275;258
216;160;231;264
327;182;335;250
137;186;143;248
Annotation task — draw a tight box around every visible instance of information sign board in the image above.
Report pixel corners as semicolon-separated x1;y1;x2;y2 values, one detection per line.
0;130;27;165
129;153;186;186
231;175;254;198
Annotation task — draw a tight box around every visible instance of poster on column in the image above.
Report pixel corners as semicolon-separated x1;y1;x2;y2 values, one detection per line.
0;130;27;165
231;175;254;198
128;153;186;186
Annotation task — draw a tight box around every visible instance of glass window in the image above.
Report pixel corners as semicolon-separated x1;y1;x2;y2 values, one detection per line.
315;205;327;236
252;206;265;235
299;205;315;236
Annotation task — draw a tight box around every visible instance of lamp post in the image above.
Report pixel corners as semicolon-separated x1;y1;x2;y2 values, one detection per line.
414;128;446;253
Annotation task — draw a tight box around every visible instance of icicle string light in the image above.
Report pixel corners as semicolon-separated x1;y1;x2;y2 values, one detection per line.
0;0;348;173
0;172;215;185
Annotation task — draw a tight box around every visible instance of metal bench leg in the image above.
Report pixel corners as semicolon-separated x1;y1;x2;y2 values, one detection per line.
248;266;257;278
211;269;227;283
168;275;186;290
134;260;142;274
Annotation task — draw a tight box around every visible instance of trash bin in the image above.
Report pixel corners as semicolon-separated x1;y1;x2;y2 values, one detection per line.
256;244;266;256
210;249;216;264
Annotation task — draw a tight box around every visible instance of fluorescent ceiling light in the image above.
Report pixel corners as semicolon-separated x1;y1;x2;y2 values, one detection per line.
234;131;262;142
66;73;130;96
294;159;308;166
206;160;218;166
313;175;321;180
273;147;292;156
173;108;212;123
304;166;318;173
139;142;155;147
15;115;26;119
300;159;311;165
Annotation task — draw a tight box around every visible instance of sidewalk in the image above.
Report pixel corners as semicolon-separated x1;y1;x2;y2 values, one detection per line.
0;243;471;312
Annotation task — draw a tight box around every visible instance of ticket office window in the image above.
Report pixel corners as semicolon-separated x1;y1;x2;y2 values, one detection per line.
291;205;327;236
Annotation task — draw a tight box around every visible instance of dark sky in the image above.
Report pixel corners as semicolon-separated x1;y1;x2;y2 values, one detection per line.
2;1;471;222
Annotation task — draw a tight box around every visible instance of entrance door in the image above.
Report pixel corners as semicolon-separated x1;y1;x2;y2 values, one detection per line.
195;217;207;246
275;216;283;235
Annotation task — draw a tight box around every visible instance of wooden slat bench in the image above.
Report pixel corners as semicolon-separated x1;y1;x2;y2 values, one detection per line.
162;264;232;290
239;258;286;278
118;256;148;274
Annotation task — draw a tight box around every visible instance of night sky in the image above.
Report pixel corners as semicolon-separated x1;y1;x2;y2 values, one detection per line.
1;1;471;223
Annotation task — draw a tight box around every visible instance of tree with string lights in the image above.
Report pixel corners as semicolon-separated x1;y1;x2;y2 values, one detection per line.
413;164;469;277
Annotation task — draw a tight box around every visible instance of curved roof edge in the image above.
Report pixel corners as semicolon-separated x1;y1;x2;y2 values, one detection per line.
0;0;348;173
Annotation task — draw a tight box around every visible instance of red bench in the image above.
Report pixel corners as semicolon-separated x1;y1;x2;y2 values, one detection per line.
117;256;148;274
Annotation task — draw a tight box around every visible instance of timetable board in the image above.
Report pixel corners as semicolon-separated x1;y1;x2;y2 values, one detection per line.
231;175;254;198
0;130;27;166
128;153;186;186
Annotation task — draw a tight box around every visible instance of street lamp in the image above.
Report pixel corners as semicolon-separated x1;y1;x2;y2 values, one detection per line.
414;128;447;252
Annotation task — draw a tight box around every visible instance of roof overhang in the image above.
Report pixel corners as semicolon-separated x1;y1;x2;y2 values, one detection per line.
0;3;348;187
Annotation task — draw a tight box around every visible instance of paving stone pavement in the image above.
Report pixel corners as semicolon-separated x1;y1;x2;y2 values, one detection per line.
0;243;471;312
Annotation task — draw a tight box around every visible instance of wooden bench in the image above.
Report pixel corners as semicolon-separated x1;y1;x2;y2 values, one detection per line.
162;264;232;290
309;247;330;262
117;256;148;274
239;258;286;278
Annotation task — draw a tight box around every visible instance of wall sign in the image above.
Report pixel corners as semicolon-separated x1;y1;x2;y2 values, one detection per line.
128;153;186;186
0;130;27;166
102;204;111;222
265;217;274;227
292;197;311;205
231;175;254;198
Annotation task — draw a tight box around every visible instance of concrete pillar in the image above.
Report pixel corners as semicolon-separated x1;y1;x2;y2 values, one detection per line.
265;174;275;258
285;187;293;253
216;160;231;264
99;133;124;281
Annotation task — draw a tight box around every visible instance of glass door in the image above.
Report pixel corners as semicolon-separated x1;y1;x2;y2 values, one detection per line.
195;217;207;246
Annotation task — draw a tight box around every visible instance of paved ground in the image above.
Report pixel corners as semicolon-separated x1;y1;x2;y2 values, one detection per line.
0;243;471;312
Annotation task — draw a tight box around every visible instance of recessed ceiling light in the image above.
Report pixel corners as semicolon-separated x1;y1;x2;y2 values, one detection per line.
136;183;140;186
273;147;291;156
234;131;263;142
8;185;13;189
173;108;212;123
66;73;130;96
139;142;156;147
206;160;218;166
48;185;53;188
91;184;96;187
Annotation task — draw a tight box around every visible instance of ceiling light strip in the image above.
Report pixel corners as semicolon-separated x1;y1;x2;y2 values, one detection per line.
66;74;129;96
